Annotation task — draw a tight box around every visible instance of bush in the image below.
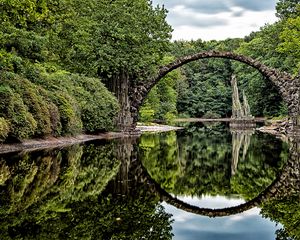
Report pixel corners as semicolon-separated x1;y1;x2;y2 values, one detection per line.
0;118;9;142
78;76;119;132
139;108;155;123
40;72;119;133
0;69;119;141
203;111;221;119
0;85;37;140
49;91;82;135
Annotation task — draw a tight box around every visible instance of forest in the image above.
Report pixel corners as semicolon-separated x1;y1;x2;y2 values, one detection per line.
0;0;299;142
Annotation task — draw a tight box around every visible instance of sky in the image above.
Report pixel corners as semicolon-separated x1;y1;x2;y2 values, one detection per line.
163;196;280;240
152;0;279;41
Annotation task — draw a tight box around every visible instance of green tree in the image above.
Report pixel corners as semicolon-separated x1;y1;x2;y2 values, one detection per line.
276;0;300;19
277;16;300;74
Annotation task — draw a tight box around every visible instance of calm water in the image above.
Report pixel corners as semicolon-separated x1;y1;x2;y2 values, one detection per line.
0;122;299;239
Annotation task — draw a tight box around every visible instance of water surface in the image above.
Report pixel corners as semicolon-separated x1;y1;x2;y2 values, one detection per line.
0;122;299;239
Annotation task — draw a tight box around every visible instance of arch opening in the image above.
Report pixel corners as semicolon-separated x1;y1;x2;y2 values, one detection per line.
129;51;299;134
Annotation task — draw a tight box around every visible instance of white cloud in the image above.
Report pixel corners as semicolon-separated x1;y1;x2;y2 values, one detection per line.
161;195;281;239
152;0;278;40
170;9;278;40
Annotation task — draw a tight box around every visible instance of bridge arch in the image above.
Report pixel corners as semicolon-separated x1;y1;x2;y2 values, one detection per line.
129;51;299;133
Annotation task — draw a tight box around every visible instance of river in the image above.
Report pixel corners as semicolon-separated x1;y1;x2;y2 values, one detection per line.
0;122;299;239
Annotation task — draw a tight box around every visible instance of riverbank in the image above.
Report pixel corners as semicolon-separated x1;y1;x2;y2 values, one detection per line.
175;117;266;122
0;124;184;154
0;132;126;154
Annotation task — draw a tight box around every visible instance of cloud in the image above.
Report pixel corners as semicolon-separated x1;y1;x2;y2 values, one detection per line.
162;196;281;240
151;0;278;40
170;10;277;40
153;0;231;14
168;5;229;28
152;0;276;14
230;0;276;12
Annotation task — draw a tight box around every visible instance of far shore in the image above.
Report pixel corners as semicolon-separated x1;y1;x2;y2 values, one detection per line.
174;117;266;122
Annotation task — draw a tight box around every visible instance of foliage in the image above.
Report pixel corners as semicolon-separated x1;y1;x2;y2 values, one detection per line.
0;118;9;142
140;66;183;122
0;141;173;239
167;40;234;118
261;195;300;240
0;82;37;140
277;16;300;73
0;70;119;140
276;0;300;19
0;0;172;139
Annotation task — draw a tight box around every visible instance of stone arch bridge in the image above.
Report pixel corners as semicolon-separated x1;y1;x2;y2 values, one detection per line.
127;51;300;133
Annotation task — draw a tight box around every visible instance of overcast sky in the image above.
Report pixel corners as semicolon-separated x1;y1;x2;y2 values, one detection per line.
152;0;279;41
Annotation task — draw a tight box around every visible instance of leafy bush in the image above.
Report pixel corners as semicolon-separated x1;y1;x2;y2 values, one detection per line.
0;69;119;141
0;117;9;142
203;111;221;119
39;72;119;133
0;84;39;140
139;108;155;123
49;90;82;135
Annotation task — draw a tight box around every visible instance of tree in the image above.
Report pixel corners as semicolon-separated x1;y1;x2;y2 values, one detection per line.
47;0;172;130
276;0;300;19
277;16;300;74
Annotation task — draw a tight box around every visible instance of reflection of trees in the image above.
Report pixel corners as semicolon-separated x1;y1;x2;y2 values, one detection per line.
2;191;173;240
230;133;288;200
139;131;186;192
0;139;174;239
0;143;120;215
260;140;300;240
139;123;289;198
138;138;298;219
0;142;121;238
262;195;300;240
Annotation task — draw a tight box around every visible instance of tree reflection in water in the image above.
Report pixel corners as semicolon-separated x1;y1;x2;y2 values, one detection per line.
0;122;299;239
139;122;300;239
0;140;173;239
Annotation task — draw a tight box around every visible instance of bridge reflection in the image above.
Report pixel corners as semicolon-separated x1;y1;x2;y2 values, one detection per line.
111;134;300;218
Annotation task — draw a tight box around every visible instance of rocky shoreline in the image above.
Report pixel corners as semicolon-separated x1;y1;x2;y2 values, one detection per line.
257;118;291;134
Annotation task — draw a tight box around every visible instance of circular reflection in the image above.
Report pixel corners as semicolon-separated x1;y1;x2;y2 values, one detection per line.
138;124;294;217
139;150;298;217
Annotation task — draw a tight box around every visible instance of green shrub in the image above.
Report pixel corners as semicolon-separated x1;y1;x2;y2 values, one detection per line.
139;108;155;123
78;76;119;132
0;85;37;140
49;91;82;135
203;111;221;119
11;77;52;136
40;72;119;132
0;118;9;142
0;69;119;141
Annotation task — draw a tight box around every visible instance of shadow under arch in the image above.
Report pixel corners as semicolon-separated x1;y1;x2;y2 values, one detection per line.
137;146;298;217
130;51;299;130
